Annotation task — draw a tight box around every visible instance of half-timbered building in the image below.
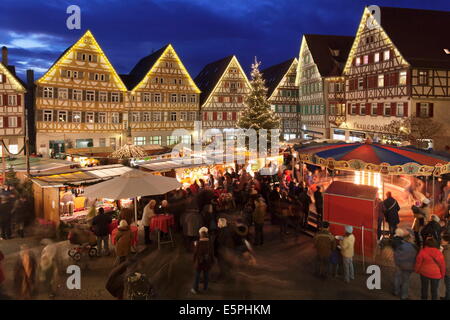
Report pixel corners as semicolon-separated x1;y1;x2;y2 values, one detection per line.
124;44;200;147
342;7;450;148
194;55;250;136
35;30;128;156
0;47;26;156
297;34;354;139
262;58;299;141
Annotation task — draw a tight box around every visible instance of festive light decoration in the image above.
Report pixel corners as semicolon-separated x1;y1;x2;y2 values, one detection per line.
131;44;201;93
237;58;280;130
37;30;127;92
0;63;26;92
109;144;147;159
267;58;298;101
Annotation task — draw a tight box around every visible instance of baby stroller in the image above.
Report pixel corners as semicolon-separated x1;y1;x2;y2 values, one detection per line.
67;227;98;262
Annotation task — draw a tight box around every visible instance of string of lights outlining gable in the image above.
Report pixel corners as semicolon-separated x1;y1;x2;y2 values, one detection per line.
342;7;410;75
36;30;127;92
268;57;298;101
0;62;26;92
202;55;251;107
131;44;201;94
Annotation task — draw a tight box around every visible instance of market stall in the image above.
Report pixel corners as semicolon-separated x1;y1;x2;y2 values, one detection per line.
31;164;134;225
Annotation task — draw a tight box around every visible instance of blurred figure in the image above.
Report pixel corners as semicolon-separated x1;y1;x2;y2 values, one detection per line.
0;195;12;240
415;238;445;300
313;221;336;279
383;192;400;237
114;220;132;265
39;254;58;299
92;207;112;256
214;218;234;281
191;227;214;294
142;200;156;245
412;198;431;246
314;186;323;221
14;244;37;300
375;198;384;240
421;214;443;246
339;225;355;283
441;234;450;300
253;197;267;246
392;229;418;300
12;196;28;238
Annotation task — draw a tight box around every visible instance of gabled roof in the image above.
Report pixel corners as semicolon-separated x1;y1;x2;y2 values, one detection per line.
127;44;170;90
194;55;234;106
304;34;354;77
0;62;26;91
36;30;127;91
261;58;296;98
378;6;450;69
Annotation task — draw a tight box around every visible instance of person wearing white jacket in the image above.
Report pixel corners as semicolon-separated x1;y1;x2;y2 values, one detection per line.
142;200;156;245
339;225;355;283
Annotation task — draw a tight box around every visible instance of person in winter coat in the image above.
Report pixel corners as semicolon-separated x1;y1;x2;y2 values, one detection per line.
14;245;37;300
115;220;132;265
412;198;431;246
141;200;156;245
313;187;324;220
191;227;214;294
92;207;112;256
441;234;450;300
339;225;355;283
214;218;234;280
415;237;446;300
313;221;336;278
12;196;28;238
421;214;443;246
253;197;267;246
392;228;418;300
383;192;400;237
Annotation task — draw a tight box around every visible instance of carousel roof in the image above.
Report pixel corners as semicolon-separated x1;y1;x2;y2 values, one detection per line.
299;142;450;175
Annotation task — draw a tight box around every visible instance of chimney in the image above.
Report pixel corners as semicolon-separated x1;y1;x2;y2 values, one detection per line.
1;46;8;66
26;69;35;87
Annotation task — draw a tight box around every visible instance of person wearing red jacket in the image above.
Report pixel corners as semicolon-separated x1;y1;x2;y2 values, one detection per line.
415;238;446;300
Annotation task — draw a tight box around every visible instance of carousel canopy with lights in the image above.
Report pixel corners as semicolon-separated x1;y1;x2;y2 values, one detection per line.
299;142;450;176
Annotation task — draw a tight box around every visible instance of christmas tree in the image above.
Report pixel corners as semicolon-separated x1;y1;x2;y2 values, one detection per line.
237;58;280;131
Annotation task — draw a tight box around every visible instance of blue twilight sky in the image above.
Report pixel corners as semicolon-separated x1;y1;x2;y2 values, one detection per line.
1;0;450;82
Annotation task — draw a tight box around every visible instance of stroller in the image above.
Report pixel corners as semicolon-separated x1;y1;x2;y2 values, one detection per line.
67;226;98;261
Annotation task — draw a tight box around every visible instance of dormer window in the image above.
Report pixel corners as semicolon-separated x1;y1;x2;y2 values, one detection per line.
355;57;361;66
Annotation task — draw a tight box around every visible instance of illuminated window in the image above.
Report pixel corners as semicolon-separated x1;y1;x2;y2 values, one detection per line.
58;88;68;100
355;57;361;66
383;50;390;61
98;112;106;123
86;112;95;123
351;103;357;115
133;137;146;145
181;135;191;145
73;111;81;123
0;117;3;128
58;111;68;122
371;103;377;115
149;136;162;145
99;92;108;102
43;87;54;98
378;75;384;87
399;71;407;85
44;110;53;122
363;55;369;64
418;71;428;85
167;136;179;145
374;52;380;63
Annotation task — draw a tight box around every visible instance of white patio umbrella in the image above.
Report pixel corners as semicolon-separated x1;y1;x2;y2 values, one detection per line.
83;169;182;224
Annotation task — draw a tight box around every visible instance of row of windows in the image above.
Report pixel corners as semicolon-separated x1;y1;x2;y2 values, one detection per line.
300;105;325;115
75;52;98;62
282;119;298;128
354;49;391;66
280;90;299;97
328;82;344;93
43;110;121;123
42;87;122;102
133;135;191;146
60;69;110;82
348;71;408;91
0;95;20;106
130;111;197;122
300;81;322;95
203;111;237;121
329;104;346;116
349;102;406;117
153;77;184;85
141;92;197;103
216;96;243;103
0;116;20;128
272;105;298;113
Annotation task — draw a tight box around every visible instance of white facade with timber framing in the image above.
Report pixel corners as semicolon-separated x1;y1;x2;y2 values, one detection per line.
297;34;354;139
0;47;26;156
125;44;200;147
342;6;450;148
262;58;299;141
195;55;250;135
35;30;128;156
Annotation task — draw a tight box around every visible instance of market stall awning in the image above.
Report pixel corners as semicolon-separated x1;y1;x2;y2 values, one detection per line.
299;142;450;176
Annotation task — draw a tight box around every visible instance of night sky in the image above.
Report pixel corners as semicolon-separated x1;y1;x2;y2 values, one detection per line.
2;0;450;82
